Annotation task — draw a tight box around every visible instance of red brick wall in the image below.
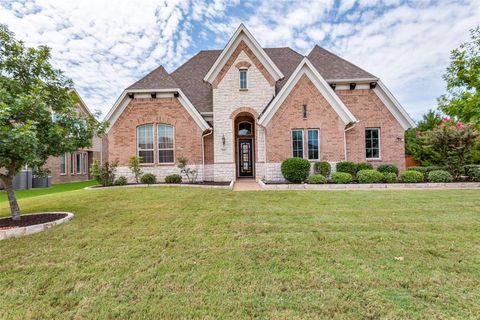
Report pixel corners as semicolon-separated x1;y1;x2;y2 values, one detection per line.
108;98;204;166
337;89;406;171
44;152;93;184
266;75;345;162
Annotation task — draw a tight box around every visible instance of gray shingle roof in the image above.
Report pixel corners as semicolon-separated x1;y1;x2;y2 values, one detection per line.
128;65;178;90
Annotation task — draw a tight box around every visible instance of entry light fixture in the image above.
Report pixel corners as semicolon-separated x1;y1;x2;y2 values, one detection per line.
349;83;356;90
128;93;134;99
151;92;157;99
222;134;226;146
370;82;377;89
330;83;336;90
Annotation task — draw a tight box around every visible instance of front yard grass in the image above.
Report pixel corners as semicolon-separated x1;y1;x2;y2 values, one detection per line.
1;187;479;319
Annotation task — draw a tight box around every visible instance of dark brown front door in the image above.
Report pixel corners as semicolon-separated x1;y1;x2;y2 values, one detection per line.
238;138;253;177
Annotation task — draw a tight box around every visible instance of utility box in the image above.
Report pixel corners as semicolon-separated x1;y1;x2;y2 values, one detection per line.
13;169;33;190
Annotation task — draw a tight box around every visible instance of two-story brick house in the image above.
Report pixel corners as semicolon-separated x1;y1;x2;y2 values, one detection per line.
104;24;415;183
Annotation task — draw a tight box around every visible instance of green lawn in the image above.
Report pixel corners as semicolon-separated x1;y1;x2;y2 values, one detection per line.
1;187;479;319
0;180;96;203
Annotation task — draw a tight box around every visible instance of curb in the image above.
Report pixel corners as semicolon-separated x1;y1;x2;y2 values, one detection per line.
0;212;74;241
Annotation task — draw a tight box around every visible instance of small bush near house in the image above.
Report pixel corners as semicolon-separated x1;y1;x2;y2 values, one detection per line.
281;158;311;183
114;176;128;186
400;170;424;183
336;161;357;176
140;173;156;184
90;160;118;186
128;156;143;184
356;162;373;171
428;170;454;183
377;164;399;175
357;169;384;183
314;161;331;177
307;174;327;184
467;167;480;181
383;172;397;183
165;174;182;184
463;165;480;176
331;172;353;184
177;157;197;183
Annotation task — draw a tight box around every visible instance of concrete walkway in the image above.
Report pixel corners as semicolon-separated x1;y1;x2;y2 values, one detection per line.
233;179;262;191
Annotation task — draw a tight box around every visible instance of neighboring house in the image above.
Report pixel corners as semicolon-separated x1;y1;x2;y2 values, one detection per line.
104;24;415;183
43;89;102;184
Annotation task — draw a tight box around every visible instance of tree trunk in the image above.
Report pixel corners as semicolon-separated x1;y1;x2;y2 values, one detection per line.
2;176;21;221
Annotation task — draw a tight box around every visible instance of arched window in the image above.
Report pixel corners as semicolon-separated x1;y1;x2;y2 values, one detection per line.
238;121;252;136
137;124;154;163
158;124;175;163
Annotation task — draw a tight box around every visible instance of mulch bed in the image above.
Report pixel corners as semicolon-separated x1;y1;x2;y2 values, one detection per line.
0;213;67;230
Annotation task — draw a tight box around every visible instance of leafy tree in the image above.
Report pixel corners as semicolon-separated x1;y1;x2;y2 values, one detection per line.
128;156;143;184
439;27;480;127
0;24;105;220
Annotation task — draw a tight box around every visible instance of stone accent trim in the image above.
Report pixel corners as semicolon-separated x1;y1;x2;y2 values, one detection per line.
235;61;251;69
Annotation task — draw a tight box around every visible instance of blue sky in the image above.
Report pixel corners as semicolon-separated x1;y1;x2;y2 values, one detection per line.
1;0;479;120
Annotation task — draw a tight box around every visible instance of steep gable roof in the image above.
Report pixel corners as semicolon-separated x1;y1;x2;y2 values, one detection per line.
307;45;377;81
127;65;178;90
264;47;304;93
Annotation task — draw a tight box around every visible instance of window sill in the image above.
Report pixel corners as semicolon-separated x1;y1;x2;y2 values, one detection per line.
239;88;248;91
366;158;382;161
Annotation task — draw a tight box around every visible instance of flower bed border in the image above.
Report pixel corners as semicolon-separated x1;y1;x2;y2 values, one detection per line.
0;212;74;241
258;180;480;190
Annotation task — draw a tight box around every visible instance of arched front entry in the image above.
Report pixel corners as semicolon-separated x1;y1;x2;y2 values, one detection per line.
234;113;255;178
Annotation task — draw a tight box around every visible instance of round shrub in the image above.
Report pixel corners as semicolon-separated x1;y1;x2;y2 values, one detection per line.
165;174;182;184
383;172;397;183
464;165;480;176
428;170;454;183
307;174;327;184
314;161;331;177
114;176;127;186
356;162;373;171
281;157;311;183
336;161;356;176
331;172;353;184
377;163;399;175
468;167;480;181
140;173;156;184
400;170;424;183
357;169;384;183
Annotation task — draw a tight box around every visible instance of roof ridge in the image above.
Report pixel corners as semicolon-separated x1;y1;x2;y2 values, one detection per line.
127;65;178;90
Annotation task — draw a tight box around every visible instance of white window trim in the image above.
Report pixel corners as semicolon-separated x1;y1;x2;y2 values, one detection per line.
83;153;88;174
291;129;304;158
307;129;320;161
365;128;381;160
239;69;248;90
137;124;155;165
70;153;75;175
60;153;67;175
157;124;175;165
76;152;83;174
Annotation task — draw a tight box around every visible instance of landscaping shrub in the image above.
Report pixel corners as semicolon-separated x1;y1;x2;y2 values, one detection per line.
331;172;353;184
383;172;397;183
90;160;118;186
463;164;480;176
357;169;383;183
356;162;373;171
407;166;445;179
114;176;127;186
140;173;156;184
377;163;399;175
428;170;454;183
165;174;182;184
400;170;424;183
128;156;143;184
314;161;331;177
307;174;327;184
336;161;357;176
468;167;480;181
281;158;311;183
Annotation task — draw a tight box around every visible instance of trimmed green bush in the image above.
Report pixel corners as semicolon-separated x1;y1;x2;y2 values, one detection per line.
336;161;356;176
357;169;383;183
331;172;353;184
428;170;454;183
468;167;480;181
165;174;182;184
464;165;480;176
281;158;311;183
314;161;331;177
356;162;373;171
377;163;399;175
114;176;127;186
400;170;424;183
307;174;327;184
140;173;156;184
383;172;397;183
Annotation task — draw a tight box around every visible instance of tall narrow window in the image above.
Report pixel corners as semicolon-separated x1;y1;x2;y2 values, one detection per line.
76;153;82;174
307;129;319;160
292;130;304;158
239;69;248;89
365;128;380;159
158;124;174;163
137;124;154;164
83;153;88;174
60;153;66;175
70;153;75;174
